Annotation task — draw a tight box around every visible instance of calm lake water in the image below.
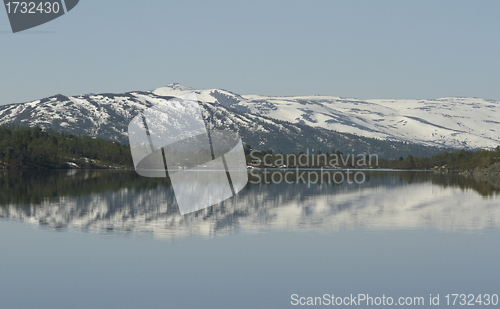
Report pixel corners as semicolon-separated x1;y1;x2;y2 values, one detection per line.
0;170;499;309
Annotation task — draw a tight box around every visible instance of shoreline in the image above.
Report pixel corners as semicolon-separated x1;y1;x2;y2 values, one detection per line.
461;162;500;188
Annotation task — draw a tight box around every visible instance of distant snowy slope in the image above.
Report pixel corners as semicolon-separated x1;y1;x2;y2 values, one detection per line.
154;84;500;149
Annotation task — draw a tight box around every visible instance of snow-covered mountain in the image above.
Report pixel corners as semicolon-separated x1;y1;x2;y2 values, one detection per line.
155;84;500;149
0;86;450;159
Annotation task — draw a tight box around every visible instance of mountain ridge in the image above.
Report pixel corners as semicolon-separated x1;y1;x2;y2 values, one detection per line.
153;83;500;149
0;85;480;159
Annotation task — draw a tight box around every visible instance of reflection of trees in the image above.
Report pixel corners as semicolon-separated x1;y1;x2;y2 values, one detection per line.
394;171;500;197
249;170;500;197
0;170;170;206
1;170;498;208
0;170;499;238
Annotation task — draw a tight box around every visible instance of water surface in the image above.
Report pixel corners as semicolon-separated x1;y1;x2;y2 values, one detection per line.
0;170;498;308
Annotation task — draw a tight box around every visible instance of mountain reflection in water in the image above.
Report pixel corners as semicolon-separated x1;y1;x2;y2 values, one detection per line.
0;170;499;239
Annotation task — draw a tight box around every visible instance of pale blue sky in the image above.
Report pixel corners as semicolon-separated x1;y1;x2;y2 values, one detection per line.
1;0;499;105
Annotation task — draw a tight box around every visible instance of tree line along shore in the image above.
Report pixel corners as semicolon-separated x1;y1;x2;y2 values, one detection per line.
0;125;499;175
245;144;500;171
